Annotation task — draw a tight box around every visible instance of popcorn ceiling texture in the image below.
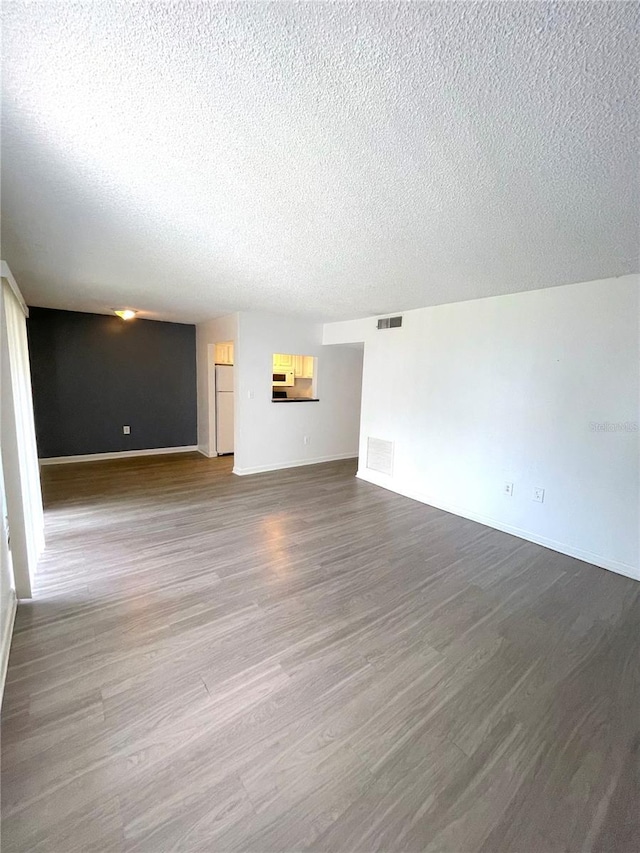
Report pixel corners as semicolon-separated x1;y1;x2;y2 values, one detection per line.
1;1;638;323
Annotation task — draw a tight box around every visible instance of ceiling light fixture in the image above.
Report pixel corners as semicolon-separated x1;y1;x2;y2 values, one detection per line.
114;309;136;321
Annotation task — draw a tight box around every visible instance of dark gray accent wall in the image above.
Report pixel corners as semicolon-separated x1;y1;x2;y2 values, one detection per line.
27;308;197;458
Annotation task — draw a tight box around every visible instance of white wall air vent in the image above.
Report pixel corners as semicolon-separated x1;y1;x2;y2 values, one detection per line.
366;438;394;476
376;316;403;330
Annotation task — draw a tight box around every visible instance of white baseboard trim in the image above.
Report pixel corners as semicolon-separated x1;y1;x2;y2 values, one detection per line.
39;446;199;465
356;470;639;582
197;446;216;458
0;589;17;709
234;453;358;476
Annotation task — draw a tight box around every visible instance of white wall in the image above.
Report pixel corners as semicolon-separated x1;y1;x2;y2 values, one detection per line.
234;312;363;474
195;313;238;456
323;275;640;580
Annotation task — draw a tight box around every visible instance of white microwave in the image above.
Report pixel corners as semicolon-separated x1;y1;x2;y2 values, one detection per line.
273;371;295;387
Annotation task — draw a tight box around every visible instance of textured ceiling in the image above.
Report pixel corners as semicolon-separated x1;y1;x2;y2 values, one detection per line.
1;1;638;323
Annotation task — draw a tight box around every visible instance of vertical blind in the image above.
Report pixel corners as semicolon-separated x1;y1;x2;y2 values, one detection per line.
2;280;44;591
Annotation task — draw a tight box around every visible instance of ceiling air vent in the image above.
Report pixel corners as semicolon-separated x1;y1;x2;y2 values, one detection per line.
377;316;403;330
366;438;394;476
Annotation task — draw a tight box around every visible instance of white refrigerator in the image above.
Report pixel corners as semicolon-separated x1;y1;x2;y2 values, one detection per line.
215;365;234;455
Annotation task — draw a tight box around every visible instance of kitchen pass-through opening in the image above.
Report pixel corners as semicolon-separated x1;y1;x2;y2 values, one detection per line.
272;353;319;402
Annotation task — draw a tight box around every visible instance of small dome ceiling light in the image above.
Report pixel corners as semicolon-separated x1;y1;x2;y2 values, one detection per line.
114;309;137;321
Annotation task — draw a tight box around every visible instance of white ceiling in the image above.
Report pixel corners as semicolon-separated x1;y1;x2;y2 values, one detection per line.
1;1;638;324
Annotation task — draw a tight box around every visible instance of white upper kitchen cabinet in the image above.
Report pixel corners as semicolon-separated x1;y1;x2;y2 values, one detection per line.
274;353;314;377
215;342;234;364
302;356;314;378
273;353;294;370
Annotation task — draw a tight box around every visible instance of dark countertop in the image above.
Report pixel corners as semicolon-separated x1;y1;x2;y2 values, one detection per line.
271;398;320;403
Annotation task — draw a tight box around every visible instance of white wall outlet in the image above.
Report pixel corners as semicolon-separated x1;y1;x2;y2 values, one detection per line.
303;435;311;445
123;425;131;435
533;487;545;503
247;390;254;399
504;482;514;496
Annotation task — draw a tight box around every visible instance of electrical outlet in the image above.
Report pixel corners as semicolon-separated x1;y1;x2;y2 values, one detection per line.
123;425;131;435
303;435;311;445
504;482;514;497
247;390;254;399
533;487;545;503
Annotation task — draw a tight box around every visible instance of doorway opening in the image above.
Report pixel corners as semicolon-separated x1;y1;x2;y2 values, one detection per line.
208;341;234;456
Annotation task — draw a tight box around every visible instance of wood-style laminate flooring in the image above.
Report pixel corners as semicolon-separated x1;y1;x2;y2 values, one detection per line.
1;454;639;852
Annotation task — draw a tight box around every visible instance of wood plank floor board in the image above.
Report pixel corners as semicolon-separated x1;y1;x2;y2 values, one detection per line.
120;770;254;852
1;453;639;852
